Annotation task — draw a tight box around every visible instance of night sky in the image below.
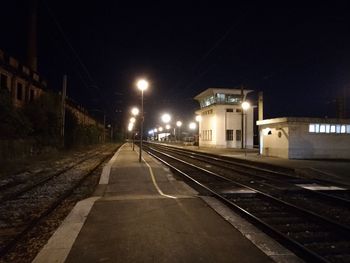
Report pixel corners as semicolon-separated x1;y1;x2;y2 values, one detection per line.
1;1;350;131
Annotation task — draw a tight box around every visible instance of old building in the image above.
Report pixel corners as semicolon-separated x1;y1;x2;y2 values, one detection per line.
0;49;46;107
257;117;350;159
194;88;254;148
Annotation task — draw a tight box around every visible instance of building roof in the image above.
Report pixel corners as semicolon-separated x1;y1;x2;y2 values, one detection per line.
194;88;253;100
257;117;350;126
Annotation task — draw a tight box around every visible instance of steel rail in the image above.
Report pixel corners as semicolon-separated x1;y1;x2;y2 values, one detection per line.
146;146;350;263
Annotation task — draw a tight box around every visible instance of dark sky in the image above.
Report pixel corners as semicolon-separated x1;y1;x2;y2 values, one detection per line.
1;1;350;130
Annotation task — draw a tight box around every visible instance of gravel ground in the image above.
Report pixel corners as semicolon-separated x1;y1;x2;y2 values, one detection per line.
0;143;119;263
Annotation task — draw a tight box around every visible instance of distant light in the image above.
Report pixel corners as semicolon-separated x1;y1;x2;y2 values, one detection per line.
128;122;134;131
148;130;154;135
154;128;158;132
159;127;163;132
131;107;139;116
161;113;171;123
195;115;202;122
136;79;149;91
242;101;250;111
130;117;136;123
176;121;182;127
165;124;171;130
189;122;196;130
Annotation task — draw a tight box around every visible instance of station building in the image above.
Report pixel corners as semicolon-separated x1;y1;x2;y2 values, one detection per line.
257;117;350;159
194;88;254;148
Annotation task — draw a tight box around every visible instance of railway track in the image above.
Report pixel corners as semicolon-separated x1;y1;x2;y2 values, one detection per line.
0;145;119;259
144;143;350;263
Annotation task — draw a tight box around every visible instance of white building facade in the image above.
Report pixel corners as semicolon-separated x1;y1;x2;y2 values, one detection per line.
194;88;254;148
257;117;350;159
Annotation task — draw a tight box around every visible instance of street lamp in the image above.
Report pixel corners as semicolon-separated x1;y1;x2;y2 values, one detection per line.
176;121;182;141
242;101;250;156
136;79;148;162
131;107;139;116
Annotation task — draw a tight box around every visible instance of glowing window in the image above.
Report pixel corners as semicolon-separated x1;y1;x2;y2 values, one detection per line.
315;124;320;133
336;125;341;133
309;124;315;133
341;125;346;134
347;125;350;134
320;124;326;133
330;125;336;133
325;124;330;133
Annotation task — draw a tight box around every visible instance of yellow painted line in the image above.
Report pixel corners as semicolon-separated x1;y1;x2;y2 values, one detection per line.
142;156;177;199
133;146;177;199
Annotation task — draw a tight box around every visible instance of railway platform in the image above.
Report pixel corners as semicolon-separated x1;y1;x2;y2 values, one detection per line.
33;143;301;263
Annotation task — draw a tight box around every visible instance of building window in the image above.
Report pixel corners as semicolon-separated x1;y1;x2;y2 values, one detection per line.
0;74;8;89
309;123;350;134
226;130;233;141
236;109;242;113
226;109;233;112
236;130;241;141
17;83;23;101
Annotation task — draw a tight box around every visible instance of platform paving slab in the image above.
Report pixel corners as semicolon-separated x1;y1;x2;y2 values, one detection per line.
33;143;300;262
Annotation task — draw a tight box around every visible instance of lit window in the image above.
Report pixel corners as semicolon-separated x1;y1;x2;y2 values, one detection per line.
330;125;336;133
309;124;315;133
315;124;320;133
325;124;330;133
347;125;350;134
336;125;341;133
341;125;346;134
320;124;326;133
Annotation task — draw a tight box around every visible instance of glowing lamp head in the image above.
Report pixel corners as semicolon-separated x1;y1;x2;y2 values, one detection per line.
189;122;196;130
131;107;139;116
165;124;171;130
241;101;250;111
136;79;149;91
158;127;163;132
128;123;134;131
130;117;136;123
195;115;202;122
176;121;182;127
154;128;158;132
161;113;171;123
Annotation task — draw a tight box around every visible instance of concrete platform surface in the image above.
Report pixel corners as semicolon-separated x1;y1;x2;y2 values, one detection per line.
33;143;302;263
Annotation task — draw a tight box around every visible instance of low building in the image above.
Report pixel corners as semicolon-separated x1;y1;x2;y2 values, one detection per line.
257;117;350;159
194;88;254;148
0;49;46;107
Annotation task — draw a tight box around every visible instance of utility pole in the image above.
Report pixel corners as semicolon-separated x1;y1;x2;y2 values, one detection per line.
241;85;244;149
61;75;67;139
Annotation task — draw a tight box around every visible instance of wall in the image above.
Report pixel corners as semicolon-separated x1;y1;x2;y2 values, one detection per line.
198;104;254;148
259;125;290;158
289;122;350;159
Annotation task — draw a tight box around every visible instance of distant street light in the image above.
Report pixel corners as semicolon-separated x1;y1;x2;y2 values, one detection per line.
195;115;202;122
131;107;139;116
136;79;149;162
130;117;136;123
161;113;171;124
165;124;171;130
242;101;250;156
189;122;196;130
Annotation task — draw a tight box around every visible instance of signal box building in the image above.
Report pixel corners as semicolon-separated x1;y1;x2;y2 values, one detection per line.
194;88;254;148
257;117;350;159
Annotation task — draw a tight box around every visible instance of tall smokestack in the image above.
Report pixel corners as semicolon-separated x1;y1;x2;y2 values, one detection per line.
258;91;264;120
27;0;38;71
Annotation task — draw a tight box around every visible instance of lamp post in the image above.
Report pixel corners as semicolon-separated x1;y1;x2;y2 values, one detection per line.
241;101;250;156
130;107;139;151
176;121;182;141
195;115;202;148
136;79;148;162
